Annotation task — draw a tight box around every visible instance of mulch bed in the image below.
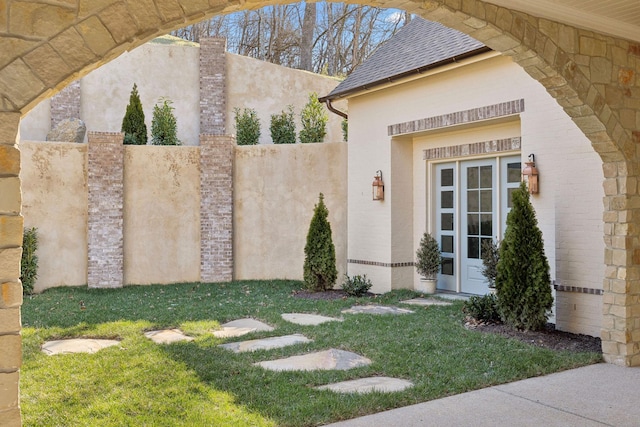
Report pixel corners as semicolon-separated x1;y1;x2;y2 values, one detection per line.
292;289;601;354
466;319;602;353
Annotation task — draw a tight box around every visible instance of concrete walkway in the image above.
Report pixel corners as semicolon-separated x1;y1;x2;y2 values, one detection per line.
324;364;640;426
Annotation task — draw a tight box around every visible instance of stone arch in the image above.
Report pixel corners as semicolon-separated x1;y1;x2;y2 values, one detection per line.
1;0;640;423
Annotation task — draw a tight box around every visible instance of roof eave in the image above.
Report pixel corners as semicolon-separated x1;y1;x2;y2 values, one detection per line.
319;46;492;103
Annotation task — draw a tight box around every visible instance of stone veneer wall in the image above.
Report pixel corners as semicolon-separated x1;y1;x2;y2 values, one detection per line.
50;80;81;129
199;38;227;135
87;132;124;288
0;113;22;426
200;135;234;282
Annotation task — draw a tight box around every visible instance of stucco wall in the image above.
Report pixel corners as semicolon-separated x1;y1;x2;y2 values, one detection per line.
20;141;347;291
226;54;346;145
346;53;604;335
20;141;88;293
18;40;345;146
123;146;201;285
234;142;347;283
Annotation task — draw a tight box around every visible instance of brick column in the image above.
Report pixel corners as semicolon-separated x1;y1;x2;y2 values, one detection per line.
199;38;227;135
0;112;23;427
50;79;81;128
87;132;124;288
200;135;234;282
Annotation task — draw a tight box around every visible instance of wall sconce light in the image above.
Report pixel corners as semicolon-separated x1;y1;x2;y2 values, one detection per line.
372;170;384;201
522;154;539;194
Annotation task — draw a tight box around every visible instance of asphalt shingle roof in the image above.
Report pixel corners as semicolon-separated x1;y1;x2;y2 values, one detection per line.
320;18;489;101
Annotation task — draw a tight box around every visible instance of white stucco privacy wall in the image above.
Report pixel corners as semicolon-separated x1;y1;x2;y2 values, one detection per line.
345;52;604;336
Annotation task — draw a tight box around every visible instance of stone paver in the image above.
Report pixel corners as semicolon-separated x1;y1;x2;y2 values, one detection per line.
255;348;372;371
213;318;274;338
144;329;194;344
400;298;452;306
342;305;414;315
42;338;120;355
434;292;471;301
282;313;343;325
316;376;414;394
219;334;312;353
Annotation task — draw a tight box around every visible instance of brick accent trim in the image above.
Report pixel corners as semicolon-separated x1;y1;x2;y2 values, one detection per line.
348;259;414;268
199;38;227;135
388;99;525;136
423;137;521;160
200;135;234;282
87;132;124;288
554;283;604;296
50;80;81;129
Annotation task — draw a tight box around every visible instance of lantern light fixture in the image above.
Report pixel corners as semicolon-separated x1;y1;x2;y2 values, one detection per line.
372;170;384;201
522;153;539;194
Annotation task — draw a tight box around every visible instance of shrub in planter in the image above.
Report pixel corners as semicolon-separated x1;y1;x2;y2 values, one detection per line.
341;274;372;297
341;118;348;142
303;193;337;292
299;92;328;144
234;107;261;146
151;97;180;145
415;232;441;280
21;227;38;295
496;182;553;331
121;83;147;145
270;106;296;144
463;294;500;323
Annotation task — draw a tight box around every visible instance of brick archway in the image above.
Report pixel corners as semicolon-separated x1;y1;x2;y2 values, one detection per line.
1;0;639;424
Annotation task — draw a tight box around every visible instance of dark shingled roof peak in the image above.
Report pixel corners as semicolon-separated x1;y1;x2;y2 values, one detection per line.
320;17;489;101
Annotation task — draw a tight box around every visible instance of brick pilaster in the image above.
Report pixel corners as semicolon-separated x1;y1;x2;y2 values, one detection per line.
87;132;124;288
200;135;234;282
199;38;227;135
50;80;81;129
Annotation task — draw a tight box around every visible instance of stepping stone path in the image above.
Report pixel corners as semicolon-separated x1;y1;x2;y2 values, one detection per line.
400;298;453;307
219;334;312;353
144;329;194;344
341;305;414;315
255;349;371;372
42;338;120;355
316;376;414;394
281;313;342;325
213;318;274;338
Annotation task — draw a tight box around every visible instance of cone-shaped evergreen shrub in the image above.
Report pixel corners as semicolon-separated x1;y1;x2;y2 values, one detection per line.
303;193;337;291
495;182;553;331
121;84;147;145
21;227;38;295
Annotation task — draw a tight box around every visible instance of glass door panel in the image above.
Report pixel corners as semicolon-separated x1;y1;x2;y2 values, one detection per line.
435;163;456;291
461;160;495;294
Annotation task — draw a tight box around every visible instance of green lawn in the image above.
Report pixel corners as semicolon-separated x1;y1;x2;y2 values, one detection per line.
21;281;601;426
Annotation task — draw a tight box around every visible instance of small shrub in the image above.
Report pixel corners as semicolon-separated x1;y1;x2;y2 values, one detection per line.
496;182;553;331
270;106;296;144
121;83;147;145
341;118;348;142
415;232;441;279
151;97;180;145
463;294;500;323
21;227;38;295
341;274;372;297
303;193;337;292
299;92;328;143
481;239;500;288
234;107;261;145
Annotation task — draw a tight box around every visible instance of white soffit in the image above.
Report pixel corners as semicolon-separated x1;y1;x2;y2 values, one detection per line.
485;0;640;43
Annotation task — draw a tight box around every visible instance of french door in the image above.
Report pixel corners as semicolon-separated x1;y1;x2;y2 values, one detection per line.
433;156;520;294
